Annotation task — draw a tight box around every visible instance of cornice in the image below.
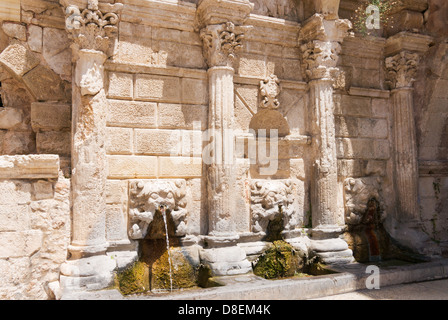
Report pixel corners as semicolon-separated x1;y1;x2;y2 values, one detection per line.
384;31;434;57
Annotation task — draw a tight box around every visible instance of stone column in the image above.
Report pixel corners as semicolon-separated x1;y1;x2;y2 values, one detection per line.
299;14;354;264
196;0;253;275
384;33;435;254
59;0;123;291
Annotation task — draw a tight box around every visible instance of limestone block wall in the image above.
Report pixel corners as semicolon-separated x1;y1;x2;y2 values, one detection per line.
103;1;312;243
0;155;70;300
104;2;208;240
0;2;72;170
335;90;395;224
336;36;395;227
415;40;448;252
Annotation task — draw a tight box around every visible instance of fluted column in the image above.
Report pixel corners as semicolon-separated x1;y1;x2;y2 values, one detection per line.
206;65;237;235
196;0;253;275
60;0;123;291
299;14;354;264
384;32;435;255
387;56;420;221
308;79;339;226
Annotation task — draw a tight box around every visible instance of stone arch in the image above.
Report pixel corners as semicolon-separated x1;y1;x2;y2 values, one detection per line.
0;24;71;158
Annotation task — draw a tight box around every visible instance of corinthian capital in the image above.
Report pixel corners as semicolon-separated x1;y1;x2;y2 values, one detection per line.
385;51;420;89
63;0;123;55
300;40;341;81
200;22;252;68
299;14;352;82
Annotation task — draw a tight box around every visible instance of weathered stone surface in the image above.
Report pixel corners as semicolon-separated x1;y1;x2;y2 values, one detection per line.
28;25;43;53
107;72;133;99
107;155;158;179
107;100;156;128
31;102;71;132
0;176;70;300
0;43;39;77
106;127;133;155
0;0;21;22
22;65;69;101
36;131;71;156
135;74;181;102
158;104;207;130
0;0;447;300
2;22;26;41
0;155;59;179
0;107;22;130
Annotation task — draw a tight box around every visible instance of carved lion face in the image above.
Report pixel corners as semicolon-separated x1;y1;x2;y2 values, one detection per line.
262;188;288;209
146;187;176;213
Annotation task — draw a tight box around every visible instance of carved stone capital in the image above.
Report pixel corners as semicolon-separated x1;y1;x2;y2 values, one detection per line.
300;40;341;81
299;14;352;81
63;0;123;55
200;22;252;68
385;51;420;89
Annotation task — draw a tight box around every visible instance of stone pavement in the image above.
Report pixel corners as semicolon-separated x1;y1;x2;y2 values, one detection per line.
311;278;448;300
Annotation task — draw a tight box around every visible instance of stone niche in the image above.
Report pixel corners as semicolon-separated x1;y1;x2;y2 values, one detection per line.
126;179;200;291
128;179;188;240
342;177;426;263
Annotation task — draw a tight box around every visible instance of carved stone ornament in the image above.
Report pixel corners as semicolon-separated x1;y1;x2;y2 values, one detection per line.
250;179;300;233
385;51;420;89
128;180;188;240
64;0;123;54
200;22;252;68
259;74;281;109
343;177;387;226
300;40;341;81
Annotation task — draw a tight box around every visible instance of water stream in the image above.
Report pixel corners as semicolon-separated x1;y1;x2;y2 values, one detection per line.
159;204;173;292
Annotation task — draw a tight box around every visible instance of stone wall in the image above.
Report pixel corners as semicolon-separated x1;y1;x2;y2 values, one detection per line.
0;4;72;171
0;155;70;300
104;2;311;242
0;0;447;298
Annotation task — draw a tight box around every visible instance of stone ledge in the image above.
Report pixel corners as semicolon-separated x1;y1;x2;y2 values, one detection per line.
419;160;448;176
104;61;207;80
0;155;60;179
349;87;390;99
234;75;308;92
0;0;21;23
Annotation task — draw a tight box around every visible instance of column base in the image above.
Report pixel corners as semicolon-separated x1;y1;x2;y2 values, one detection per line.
310;226;355;265
59;255;117;295
200;234;252;276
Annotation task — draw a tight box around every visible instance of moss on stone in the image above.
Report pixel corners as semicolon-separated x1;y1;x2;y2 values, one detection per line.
253;240;301;279
151;247;197;290
116;261;150;295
